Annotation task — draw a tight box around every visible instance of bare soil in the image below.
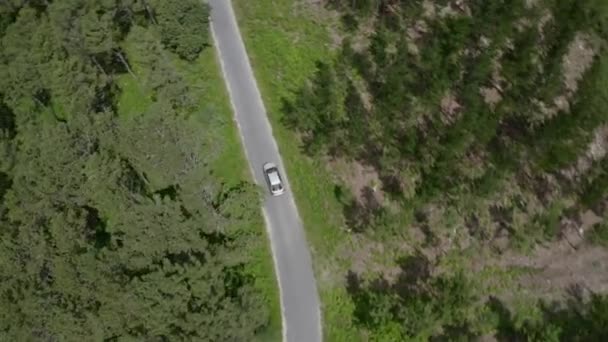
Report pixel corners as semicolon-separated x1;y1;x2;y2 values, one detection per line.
470;209;607;301
562;124;608;180
327;157;385;206
312;1;608;313
343;203;607;301
534;32;598;121
563;33;597;94
480;87;502;108
440;92;462;124
340;234;405;280
506;243;608;300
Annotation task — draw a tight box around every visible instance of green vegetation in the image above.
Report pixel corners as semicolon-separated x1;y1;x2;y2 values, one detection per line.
346;252;608;340
232;1;362;339
150;0;210;61
234;0;608;340
0;0;278;340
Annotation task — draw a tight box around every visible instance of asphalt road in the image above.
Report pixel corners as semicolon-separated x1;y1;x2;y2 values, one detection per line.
208;1;323;341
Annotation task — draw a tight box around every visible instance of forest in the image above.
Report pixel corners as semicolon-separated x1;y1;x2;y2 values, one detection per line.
276;0;608;340
287;0;608;233
3;0;608;340
0;0;272;340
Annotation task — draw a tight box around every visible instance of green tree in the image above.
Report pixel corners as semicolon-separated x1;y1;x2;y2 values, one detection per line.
150;0;210;61
126;25;196;110
0;1;270;340
349;258;482;340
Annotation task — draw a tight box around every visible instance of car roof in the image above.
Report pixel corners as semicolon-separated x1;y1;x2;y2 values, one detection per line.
268;169;281;185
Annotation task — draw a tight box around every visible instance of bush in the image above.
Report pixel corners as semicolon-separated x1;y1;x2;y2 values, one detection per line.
151;0;210;61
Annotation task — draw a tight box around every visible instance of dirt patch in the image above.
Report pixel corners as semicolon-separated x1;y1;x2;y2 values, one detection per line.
525;0;540;8
317;254;346;289
336;233;413;283
347;73;374;112
537;10;553;43
440;92;462;124
529;32;598;124
438;0;470;18
561;125;608;180
489;236;608;300
421;0;436;18
588;125;608;160
480;87;502;108
563;33;597;94
327;157;385;206
407;20;429;42
517;246;608;299
350;15;376;53
352;236;389;276
580;210;603;232
484;47;507;108
298;0;343;48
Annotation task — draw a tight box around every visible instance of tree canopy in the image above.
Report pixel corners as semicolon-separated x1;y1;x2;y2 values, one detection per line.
150;0;210;61
283;0;608;340
0;0;270;340
288;0;608;249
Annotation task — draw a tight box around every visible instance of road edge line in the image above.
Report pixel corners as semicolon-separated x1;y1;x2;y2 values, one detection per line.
219;2;323;338
209;13;288;342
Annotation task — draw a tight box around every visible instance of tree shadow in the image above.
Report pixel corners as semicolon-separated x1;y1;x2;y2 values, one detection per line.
345;251;435;324
345;270;362;295
279;52;376;160
488;285;608;341
466;212;497;244
323;1;361;32
488;296;565;341
280;89;320;158
430;322;480;342
0;97;16;139
333;184;345;204
346;251;608;340
341;13;360;32
565;282;590;306
392;251;432;295
0;172;11;204
378;173;404;199
83;205;111;249
343;185;382;233
345;269;391;328
487;296;519;341
154;184;179;201
414;209;439;247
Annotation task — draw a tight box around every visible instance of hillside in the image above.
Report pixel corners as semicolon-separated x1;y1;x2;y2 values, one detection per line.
234;0;608;340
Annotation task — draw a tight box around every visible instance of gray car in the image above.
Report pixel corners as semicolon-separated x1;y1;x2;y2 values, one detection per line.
263;162;285;196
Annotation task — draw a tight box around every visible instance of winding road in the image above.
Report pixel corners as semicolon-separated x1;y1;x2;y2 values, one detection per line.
208;1;323;341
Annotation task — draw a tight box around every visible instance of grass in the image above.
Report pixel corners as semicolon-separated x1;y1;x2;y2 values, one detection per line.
115;75;152;118
182;48;282;342
225;5;560;339
116;38;282;341
232;0;364;340
227;1;608;340
173;49;250;183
